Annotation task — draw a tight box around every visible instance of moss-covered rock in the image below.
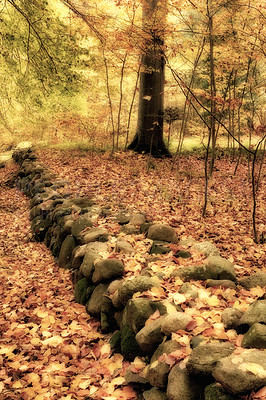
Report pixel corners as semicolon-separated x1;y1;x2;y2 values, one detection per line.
204;383;236;400
74;278;91;305
121;325;142;361
110;331;122;353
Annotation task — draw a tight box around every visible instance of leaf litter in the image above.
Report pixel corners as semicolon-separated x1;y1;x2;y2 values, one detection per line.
0;150;265;399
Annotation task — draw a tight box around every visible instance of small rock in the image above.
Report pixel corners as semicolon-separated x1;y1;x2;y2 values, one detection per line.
176;256;236;282
150;241;172;255
222;308;243;330
167;363;202;400
239;300;266;328
124;370;148;385
212;349;266;394
191;241;220;256
81;227;108;244
206;280;236;289
86;283;108;317
80;242;108;280
147;224;178;243
115;239;134;254
92;258;124;284
242;323;266;349
135;316;166;354
120;223;139;234
187;341;235;376
71;215;93;238
115;211;131;225
161;312;193;336
179;283;199;299
143;387;167;400
239;272;266;289
146;340;181;388
71;244;87;269
58;235;76;269
130;212;146;226
113;276;160;309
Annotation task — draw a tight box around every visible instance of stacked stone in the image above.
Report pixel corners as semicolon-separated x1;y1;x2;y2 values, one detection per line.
13;147;266;400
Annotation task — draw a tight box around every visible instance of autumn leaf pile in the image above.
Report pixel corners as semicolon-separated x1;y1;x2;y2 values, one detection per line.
0;149;265;400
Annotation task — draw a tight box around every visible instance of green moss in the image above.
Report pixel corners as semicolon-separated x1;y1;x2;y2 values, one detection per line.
204;383;237;400
121;325;142;361
110;331;122;353
74;278;91;305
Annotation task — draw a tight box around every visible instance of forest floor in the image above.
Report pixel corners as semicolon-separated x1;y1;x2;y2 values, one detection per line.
0;149;265;400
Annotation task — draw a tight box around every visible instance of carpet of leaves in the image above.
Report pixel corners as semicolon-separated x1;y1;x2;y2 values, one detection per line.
0;150;265;400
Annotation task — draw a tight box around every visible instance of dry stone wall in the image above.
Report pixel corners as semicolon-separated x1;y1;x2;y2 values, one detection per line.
12;147;266;400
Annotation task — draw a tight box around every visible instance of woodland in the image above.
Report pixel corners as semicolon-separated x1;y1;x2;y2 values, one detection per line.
0;0;265;399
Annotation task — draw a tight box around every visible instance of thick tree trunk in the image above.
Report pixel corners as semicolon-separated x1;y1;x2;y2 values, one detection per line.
128;0;170;157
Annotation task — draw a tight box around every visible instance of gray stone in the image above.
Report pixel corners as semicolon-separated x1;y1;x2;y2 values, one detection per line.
63;196;94;209
71;244;87;269
161;312;193;336
213;349;266;394
167;363;202;400
130;212;146;226
122;298;177;333
150;241;172;255
239;272;266;289
191;241;220;256
80;242;108;280
222;308;243;330
120;223;139;234
112;276;160;309
115;239;134;254
143;387;167;400
92;258;124;284
146;340;181;388
124;370;148;385
147;224;178;243
206;280;236;289
80;227;108;244
85;283;108;317
179;283;199;299
58;235;76;269
242;323;266;349
176;256;236;282
71;215;93;238
115;211;131;225
239;300;266;328
187;341;235;376
135;316;166;354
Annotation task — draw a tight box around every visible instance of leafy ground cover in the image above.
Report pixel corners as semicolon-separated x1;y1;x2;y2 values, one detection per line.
0;150;265;400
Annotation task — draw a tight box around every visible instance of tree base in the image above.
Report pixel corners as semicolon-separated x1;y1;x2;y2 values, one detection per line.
127;134;172;158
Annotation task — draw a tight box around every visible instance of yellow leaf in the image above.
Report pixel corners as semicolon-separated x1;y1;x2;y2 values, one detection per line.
111;376;126;386
79;380;91;389
35;309;48;318
42;336;63;347
31;337;41;345
172;293;186;305
100;343;111;356
12;380;24;389
240;363;266;377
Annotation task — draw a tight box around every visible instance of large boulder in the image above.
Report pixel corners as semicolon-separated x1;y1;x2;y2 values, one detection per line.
175;256;236;282
212;349;266;394
143;388;167;400
147;224;178;243
187;341;235;376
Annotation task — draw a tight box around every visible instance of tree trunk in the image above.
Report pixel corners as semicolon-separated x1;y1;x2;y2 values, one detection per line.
128;0;170;157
